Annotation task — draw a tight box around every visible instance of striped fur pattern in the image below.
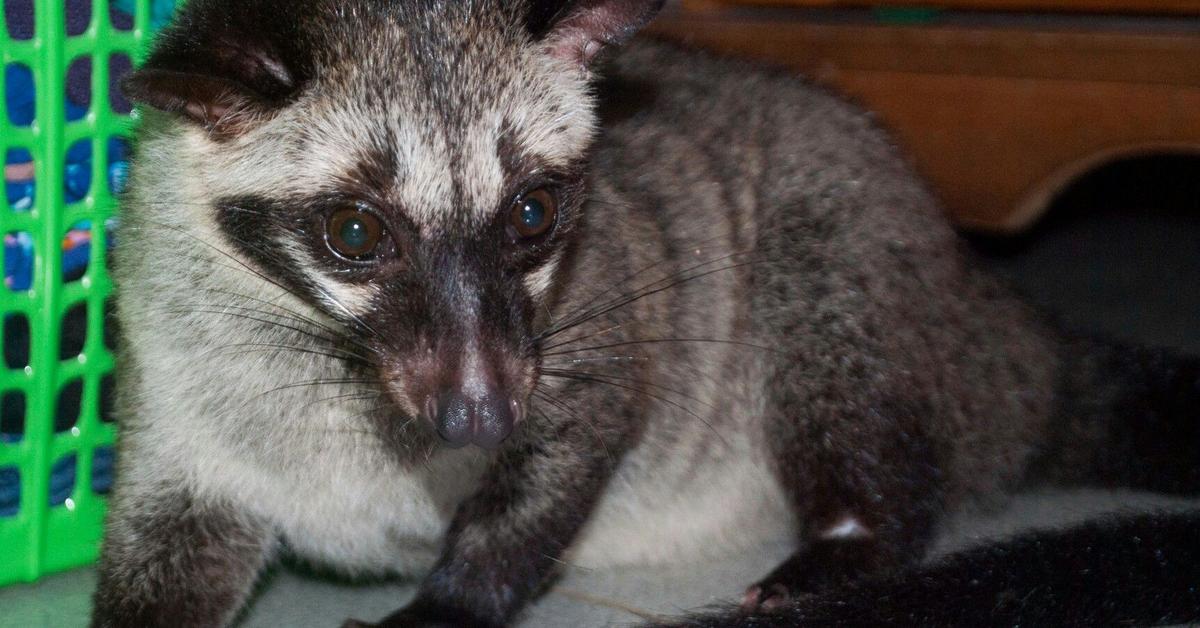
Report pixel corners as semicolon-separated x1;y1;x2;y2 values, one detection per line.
93;1;1198;626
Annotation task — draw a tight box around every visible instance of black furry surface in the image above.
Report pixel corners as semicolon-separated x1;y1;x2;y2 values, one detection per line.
652;511;1200;627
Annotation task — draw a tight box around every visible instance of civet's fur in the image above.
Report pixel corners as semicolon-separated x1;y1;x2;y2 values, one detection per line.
94;0;1200;626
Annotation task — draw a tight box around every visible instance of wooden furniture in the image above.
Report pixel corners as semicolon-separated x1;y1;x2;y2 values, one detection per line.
691;0;1200;15
650;2;1200;232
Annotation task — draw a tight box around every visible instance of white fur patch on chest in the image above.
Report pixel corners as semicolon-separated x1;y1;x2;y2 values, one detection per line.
567;433;796;568
186;443;482;578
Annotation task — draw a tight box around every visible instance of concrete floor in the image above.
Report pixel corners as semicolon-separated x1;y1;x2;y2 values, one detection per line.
2;157;1198;627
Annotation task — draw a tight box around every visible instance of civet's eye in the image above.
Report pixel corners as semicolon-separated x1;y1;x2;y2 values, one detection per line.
326;207;385;260
509;188;557;239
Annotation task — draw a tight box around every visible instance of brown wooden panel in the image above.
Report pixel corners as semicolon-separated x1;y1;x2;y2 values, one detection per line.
686;0;1200;16
835;72;1200;230
651;16;1200;86
649;12;1200;231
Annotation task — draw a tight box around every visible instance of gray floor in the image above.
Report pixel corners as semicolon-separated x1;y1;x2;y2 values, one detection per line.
4;489;1199;628
3;157;1198;627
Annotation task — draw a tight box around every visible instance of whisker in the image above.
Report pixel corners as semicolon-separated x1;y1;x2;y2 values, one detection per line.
127;217;311;315
215;341;367;364
539;372;727;447
541;245;759;336
541;353;724;388
194;286;352;342
157;309;369;362
543;337;779;357
548;230;736;332
541;257;771;347
127;216;382;340
541;355;650;366
297;390;382;413
152;305;368;359
532;390;614;463
538;323;624;355
540;367;717;411
255;377;379;399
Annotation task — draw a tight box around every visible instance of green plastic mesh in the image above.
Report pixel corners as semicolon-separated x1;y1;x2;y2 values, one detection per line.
0;0;157;586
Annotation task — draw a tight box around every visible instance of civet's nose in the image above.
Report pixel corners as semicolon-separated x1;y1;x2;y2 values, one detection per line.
430;387;520;449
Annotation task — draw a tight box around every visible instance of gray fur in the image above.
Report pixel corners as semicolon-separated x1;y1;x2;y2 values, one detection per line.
95;1;1135;626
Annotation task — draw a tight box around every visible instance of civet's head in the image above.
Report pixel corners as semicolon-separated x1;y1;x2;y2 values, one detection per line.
125;0;664;449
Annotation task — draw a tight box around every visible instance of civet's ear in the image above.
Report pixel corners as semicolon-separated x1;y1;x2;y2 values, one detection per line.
527;0;666;69
122;0;312;139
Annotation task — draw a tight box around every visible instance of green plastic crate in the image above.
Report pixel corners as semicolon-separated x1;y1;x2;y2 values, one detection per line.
0;0;163;586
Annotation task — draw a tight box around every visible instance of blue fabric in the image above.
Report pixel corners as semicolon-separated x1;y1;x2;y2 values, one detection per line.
0;466;17;517
48;454;75;506
4;63;34;126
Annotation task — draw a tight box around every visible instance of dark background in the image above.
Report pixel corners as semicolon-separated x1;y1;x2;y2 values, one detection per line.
971;154;1200;356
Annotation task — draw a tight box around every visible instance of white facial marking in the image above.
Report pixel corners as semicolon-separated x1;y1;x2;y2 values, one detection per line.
282;234;377;313
523;251;563;297
460;114;508;227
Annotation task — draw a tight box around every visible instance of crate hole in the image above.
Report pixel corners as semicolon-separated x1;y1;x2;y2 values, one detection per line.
108;138;131;196
63;220;91;282
49;453;76;506
0;390;23;443
60;302;87;360
5;148;35;212
3;0;33;40
0;465;17;517
108;0;133;31
4;63;34;126
103;298;119;351
65;0;90;36
55;378;82;433
92;446;114;494
4;231;33;292
65;56;91;122
108;54;133;114
4;313;29;368
64;140;92;204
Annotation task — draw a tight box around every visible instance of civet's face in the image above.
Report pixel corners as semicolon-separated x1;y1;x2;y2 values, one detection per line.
125;0;663;448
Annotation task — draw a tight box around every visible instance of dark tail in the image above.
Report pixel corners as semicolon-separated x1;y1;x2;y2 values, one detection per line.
649;511;1200;627
1033;338;1200;494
